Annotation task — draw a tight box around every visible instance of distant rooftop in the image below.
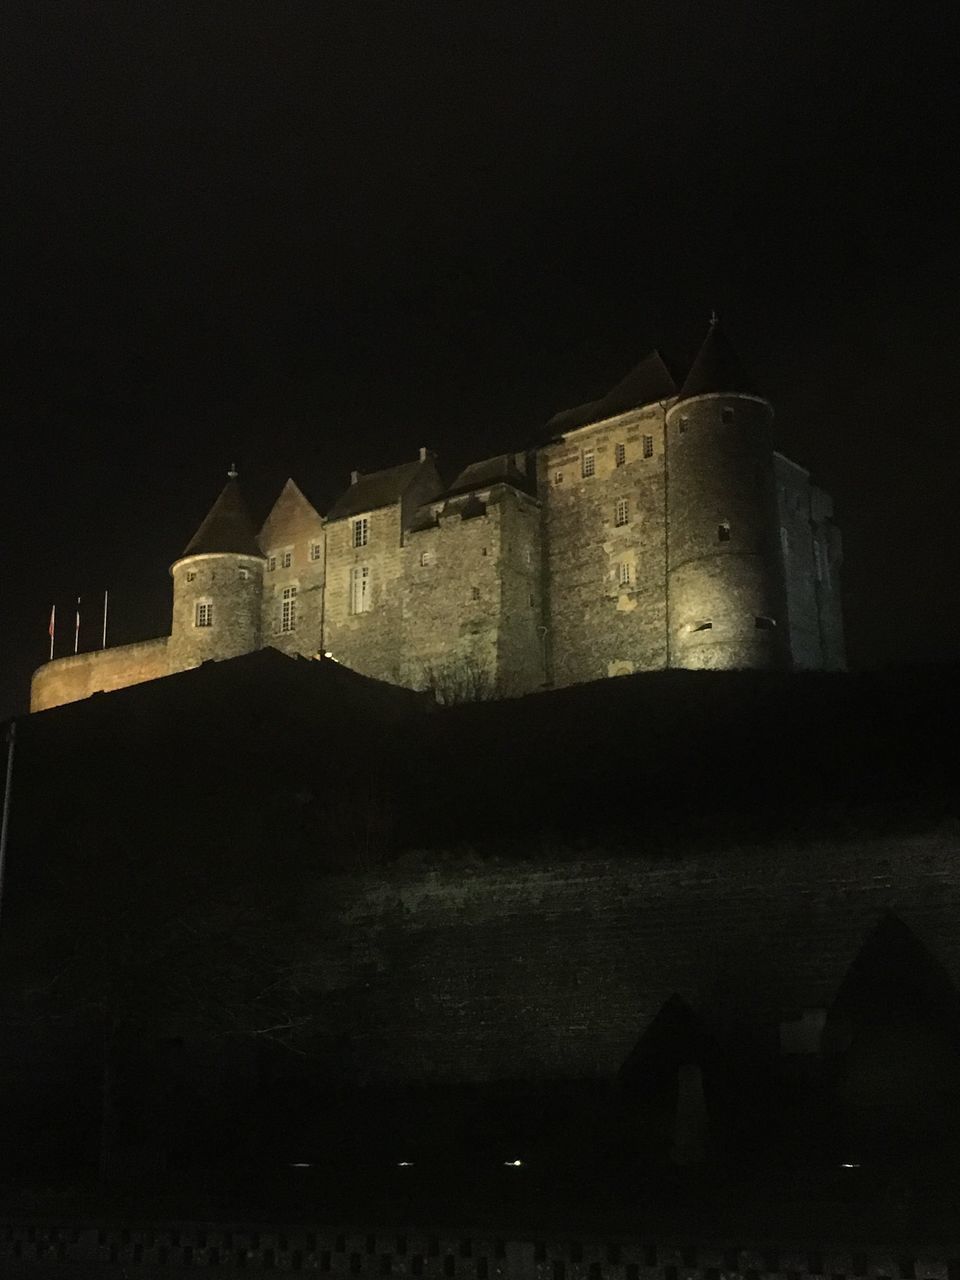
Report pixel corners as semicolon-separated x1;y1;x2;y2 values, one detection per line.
181;475;263;559
545;351;677;436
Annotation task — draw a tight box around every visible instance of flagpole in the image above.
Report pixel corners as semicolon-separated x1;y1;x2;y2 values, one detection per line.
49;604;56;662
102;590;109;650
0;721;16;927
74;596;81;655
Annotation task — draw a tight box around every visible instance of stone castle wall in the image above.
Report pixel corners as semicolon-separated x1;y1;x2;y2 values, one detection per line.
300;830;960;1084
539;406;669;687
30;638;170;713
168;553;265;673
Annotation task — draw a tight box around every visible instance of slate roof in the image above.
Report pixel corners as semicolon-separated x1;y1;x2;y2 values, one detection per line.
445;453;536;499
678;322;758;401
326;460;426;522
544;351;677;437
181;477;263;558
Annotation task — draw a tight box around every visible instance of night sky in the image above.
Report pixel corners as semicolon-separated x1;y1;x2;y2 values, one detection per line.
1;1;957;718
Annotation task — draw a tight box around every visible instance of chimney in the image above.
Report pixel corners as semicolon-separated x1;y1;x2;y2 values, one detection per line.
350;469;359;485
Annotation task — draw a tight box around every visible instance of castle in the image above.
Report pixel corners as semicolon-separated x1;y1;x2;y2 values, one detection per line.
30;321;844;713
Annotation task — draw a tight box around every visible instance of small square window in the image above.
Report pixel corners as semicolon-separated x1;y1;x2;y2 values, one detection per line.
614;498;629;527
280;549;292;569
581;450;595;478
309;541;323;562
352;517;369;548
186;570;196;582
420;550;432;566
643;434;654;458
615;442;626;467
238;567;250;580
554;470;564;485
471;586;480;600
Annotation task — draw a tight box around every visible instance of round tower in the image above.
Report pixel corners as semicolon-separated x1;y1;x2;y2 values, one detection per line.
665;320;788;670
168;467;265;674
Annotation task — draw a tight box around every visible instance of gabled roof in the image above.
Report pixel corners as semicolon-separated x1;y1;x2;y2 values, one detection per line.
326;459;426;522
259;478;323;548
445;453;536;499
181;476;263;558
545;351;677;437
678;322;758;401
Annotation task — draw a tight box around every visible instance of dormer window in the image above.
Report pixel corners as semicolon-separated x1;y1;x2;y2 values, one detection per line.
352;517;369;548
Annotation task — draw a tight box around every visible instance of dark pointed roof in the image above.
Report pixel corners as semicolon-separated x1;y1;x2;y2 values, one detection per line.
678;321;758;401
544;350;677;436
181;476;263;558
445;453;536;499
327;458;438;522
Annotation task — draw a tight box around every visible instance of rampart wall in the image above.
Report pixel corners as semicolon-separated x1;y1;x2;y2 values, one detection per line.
308;831;960;1083
30;638;170;713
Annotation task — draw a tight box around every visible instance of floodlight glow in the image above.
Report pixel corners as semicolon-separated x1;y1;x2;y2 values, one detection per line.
503;1159;523;1167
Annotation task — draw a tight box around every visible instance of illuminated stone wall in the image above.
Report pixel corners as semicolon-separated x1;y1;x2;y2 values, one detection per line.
30;637;170;713
399;487;544;698
168;552;265;674
259;480;326;658
538;405;669;687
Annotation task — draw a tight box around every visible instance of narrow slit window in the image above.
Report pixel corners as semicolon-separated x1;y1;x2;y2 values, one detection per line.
718;521;731;542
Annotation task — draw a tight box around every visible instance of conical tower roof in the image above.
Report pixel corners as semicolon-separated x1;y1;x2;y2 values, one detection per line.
678;319;758;401
180;470;262;558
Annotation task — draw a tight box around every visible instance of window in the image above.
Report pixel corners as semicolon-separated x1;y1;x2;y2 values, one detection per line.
280;549;292;569
352;517;369;548
643;434;654;458
615;442;626;467
554;470;564;485
614;498;629;527
268;555;277;572
617;561;631;587
722;406;735;425
755;615;777;630
238;567;250;580
420;550;432;566
349;565;370;614
691;619;712;632
186;570;196;582
309;541;323;562
280;585;298;633
718;521;731;543
194;602;213;628
679;416;689;433
581;450;595;478
471;586;481;600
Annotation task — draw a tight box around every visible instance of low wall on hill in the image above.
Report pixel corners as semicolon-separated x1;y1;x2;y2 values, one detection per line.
30;637;170;712
311;829;960;1082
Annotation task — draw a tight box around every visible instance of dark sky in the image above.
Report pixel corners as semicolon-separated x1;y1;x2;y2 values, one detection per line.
1;0;957;717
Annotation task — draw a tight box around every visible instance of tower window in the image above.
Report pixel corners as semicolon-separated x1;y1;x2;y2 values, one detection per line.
280;585;298;633
186;570;196;582
471;586;481;600
643;434;654;458
614;498;629;527
722;406;735;424
554;470;563;485
349;565;370;614
238;567;250;580
420;550;433;566
194;602;213;628
581;450;595;478
352;517;369;548
615;443;626;467
679;416;689;433
309;540;323;562
617;561;631;587
718;521;731;542
755;615;777;630
280;548;292;569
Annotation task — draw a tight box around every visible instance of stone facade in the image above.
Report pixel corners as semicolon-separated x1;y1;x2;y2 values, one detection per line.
30;324;845;713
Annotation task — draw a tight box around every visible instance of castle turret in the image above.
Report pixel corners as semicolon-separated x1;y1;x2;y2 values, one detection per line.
665;321;788;670
168;468;265;673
